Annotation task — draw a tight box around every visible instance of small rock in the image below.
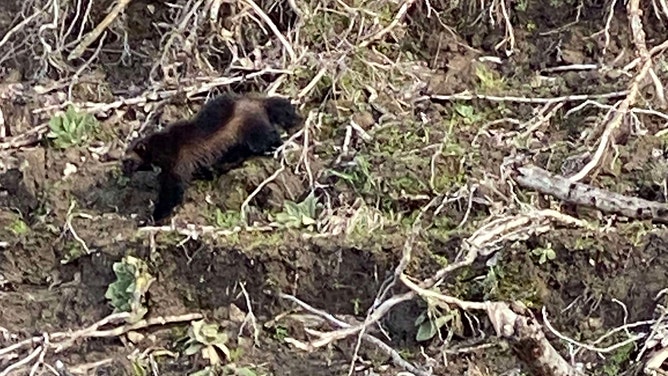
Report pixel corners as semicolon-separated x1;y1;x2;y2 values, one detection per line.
126;331;145;344
228;303;246;324
104;148;123;162
20;148;46;196
64;148;80;161
63;163;78;177
352;111;375;130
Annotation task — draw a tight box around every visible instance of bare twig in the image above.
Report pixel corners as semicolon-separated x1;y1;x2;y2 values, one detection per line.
238;282;260;343
64;200;93;255
241;0;296;62
401;276;584;376
292;292;415;349
567;59;652;182
541;307;647;354
0;9;45;50
359;0;418;48
569;1;663;181
0;312;202;372
279;293;431;376
67;0;133;60
0;345;43;376
430;91;629;104
240;165;286;224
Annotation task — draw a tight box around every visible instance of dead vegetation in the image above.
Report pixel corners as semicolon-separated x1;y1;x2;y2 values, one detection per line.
2;0;668;375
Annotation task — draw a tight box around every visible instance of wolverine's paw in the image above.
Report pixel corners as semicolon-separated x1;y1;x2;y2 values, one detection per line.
192;167;216;181
151;206;173;225
134;216;150;227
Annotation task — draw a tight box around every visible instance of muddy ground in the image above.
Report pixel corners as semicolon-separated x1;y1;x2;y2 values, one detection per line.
1;0;668;375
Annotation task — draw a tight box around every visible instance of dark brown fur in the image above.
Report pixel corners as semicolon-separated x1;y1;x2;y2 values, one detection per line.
122;93;302;223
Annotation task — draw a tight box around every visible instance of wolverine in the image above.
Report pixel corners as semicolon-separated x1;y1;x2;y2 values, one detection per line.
121;93;302;223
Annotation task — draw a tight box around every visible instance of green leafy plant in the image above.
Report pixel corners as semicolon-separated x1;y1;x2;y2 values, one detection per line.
531;242;556;264
328;155;377;195
184;319;231;366
474;64;506;92
104;256;155;323
453;104;483;125
7;218;29;236
189;365;258;376
414;307;459;342
212;208;241;228
46;105;98;148
189;367;215;376
270;193;320;230
272;325;288;341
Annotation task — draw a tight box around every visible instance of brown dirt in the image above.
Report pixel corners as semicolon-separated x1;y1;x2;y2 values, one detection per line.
1;0;668;375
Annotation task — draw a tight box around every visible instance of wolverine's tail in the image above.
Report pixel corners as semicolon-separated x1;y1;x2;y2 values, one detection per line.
263;96;302;129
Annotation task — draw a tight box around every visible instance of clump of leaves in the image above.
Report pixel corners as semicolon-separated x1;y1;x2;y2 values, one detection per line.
474;63;506;92
105;256;155;323
453;104;483;126
46;105;99;148
414;305;461;342
212;208;241;229
328;155;377;195
271;325;289;341
190;365;258;376
6;218;29;236
184;320;232;367
531;242;556;264
270;193;320;230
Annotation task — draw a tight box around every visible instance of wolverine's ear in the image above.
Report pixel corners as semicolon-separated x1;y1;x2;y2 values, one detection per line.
130;138;148;155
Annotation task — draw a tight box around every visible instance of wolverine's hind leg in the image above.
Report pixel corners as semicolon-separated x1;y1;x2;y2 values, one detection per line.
152;171;186;223
244;118;282;155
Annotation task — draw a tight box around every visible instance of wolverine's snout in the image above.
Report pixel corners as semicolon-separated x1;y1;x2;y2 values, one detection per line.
121;158;141;176
120;150;150;176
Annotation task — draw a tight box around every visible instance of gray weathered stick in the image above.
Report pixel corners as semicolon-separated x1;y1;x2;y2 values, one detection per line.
513;164;668;223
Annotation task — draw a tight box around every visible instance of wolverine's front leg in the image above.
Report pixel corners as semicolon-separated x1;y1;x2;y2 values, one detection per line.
192;166;216;181
152;171;186;223
245;118;283;155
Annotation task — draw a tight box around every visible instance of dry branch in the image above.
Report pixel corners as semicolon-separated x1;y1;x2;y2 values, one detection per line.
567;58;652;182
67;0;133;61
0;9;45;50
279;293;431;376
241;0;296;62
0;312;202;373
429;90;629;104
281;208;590;375
512;164;668;224
0;68;287;150
646;346;668;374
359;0;418;48
401;276;584;376
569;0;668;182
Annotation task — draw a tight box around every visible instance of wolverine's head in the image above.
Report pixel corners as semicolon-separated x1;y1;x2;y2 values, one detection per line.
263;96;303;130
121;137;152;176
